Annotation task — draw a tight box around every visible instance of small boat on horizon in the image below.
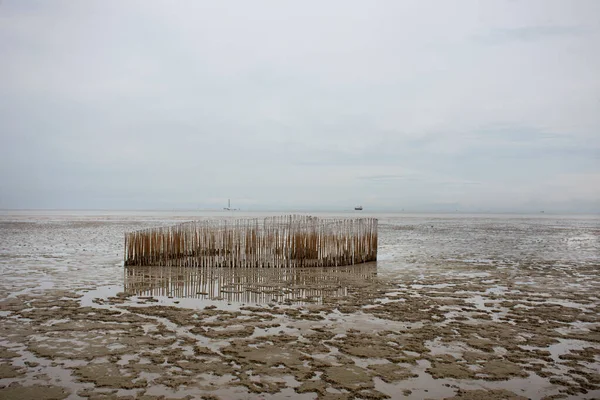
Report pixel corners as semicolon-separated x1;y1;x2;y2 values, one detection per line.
223;199;237;211
355;205;363;211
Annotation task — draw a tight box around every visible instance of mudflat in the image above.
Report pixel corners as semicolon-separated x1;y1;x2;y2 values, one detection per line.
1;212;598;399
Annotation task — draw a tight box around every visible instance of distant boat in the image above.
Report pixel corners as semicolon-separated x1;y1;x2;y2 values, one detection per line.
223;199;237;211
354;205;363;211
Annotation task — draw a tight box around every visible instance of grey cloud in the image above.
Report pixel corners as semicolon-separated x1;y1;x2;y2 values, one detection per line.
0;0;599;212
357;175;419;182
476;25;586;44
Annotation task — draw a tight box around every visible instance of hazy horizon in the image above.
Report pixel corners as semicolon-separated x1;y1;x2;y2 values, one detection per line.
1;1;599;213
1;206;598;215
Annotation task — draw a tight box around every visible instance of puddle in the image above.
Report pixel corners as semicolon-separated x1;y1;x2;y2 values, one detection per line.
123;264;378;305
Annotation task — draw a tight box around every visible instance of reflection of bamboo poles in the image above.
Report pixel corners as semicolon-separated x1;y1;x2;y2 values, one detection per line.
124;263;377;304
124;215;378;268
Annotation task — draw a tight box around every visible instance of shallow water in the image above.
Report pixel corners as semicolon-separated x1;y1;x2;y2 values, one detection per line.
1;211;597;293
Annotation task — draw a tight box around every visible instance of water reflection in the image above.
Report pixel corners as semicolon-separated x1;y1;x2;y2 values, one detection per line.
124;263;377;304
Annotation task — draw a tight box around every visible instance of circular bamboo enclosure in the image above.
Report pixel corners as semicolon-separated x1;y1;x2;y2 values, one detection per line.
124;215;378;268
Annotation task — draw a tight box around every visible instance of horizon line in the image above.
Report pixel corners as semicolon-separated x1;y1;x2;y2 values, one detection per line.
0;208;598;215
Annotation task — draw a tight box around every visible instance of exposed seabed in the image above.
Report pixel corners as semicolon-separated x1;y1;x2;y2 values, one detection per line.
1;213;598;399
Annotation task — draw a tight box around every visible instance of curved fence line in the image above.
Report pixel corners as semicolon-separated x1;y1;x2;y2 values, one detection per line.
124;215;378;268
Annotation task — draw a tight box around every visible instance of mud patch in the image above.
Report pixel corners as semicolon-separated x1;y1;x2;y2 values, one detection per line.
73;363;147;389
0;382;70;399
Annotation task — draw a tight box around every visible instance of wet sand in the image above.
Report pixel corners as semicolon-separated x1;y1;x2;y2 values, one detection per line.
1;212;599;399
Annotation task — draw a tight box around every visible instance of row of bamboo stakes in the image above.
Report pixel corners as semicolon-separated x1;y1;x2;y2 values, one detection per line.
124;263;377;304
124;215;378;268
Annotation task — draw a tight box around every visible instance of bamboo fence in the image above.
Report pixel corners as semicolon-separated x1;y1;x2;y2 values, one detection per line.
124;215;378;268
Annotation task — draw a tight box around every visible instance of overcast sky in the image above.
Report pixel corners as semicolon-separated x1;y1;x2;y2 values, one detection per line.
1;1;599;212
